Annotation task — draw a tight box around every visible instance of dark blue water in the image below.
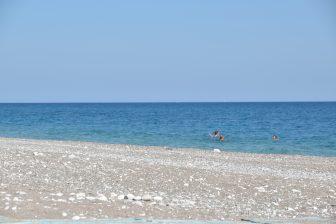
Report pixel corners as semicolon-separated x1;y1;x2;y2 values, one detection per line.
0;103;335;156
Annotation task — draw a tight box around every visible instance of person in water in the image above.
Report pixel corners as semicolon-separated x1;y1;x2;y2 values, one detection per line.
219;135;225;142
213;130;220;137
272;134;279;141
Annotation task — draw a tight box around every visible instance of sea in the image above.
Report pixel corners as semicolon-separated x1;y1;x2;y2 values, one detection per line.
0;102;335;157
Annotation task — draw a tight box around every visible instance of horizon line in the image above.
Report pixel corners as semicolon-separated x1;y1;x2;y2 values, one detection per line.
0;101;335;104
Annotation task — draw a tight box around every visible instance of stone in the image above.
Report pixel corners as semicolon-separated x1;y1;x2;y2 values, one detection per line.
110;192;117;198
213;149;221;152
86;196;96;201
68;154;76;159
126;193;135;200
97;193;108;201
117;195;125;200
255;186;266;192
76;193;85;200
153;196;163;201
142;194;152;201
134;196;142;201
72;216;80;220
134;201;143;206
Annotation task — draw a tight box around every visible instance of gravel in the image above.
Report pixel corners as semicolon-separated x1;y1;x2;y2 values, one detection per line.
0;137;335;222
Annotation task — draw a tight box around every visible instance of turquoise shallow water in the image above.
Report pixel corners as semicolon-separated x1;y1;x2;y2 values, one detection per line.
0;102;335;156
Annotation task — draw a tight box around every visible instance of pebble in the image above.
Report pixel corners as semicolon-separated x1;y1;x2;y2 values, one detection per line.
33;152;44;156
68;154;76;159
134;201;143;206
76;193;85;200
292;189;301;193
97;193;108;201
134;196;142;201
62;212;67;217
213;149;221;153
153;196;163;201
142;194;152;201
86;196;96;201
126;193;135;200
255;186;266;192
72;216;80;220
110;192;117;198
117;195;125;200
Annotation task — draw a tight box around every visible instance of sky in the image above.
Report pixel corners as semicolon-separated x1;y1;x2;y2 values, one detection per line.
0;0;335;102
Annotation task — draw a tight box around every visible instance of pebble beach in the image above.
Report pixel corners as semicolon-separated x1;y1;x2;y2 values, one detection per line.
0;137;335;223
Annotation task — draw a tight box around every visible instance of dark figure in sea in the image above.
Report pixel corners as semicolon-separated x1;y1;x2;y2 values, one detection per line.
219;135;225;142
213;130;220;137
272;134;279;141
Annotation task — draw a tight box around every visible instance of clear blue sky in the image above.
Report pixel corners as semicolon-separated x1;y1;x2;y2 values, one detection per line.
0;0;335;102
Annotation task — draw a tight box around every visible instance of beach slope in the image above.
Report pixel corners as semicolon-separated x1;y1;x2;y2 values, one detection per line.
0;138;335;222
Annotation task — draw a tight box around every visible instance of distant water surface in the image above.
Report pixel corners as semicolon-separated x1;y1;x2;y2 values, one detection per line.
0;102;335;156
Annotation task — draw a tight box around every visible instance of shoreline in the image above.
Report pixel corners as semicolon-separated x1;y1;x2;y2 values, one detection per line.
1;136;335;159
0;137;335;222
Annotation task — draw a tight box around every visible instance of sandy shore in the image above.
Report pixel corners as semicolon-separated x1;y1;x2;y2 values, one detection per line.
0;137;335;223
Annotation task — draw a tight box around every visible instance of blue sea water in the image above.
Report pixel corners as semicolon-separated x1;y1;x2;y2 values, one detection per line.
0;102;335;156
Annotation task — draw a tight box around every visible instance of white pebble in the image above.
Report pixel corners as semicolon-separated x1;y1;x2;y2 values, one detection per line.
86;196;96;201
97;193;108;201
153;196;163;201
292;189;301;193
110;192;117;198
142;194;152;201
126;194;135;200
68;154;76;159
134;196;142;201
76;193;85;200
72;216;80;220
117;195;125;200
134;201;143;206
255;186;266;192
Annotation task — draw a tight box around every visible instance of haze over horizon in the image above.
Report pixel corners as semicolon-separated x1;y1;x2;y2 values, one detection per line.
1;0;335;102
